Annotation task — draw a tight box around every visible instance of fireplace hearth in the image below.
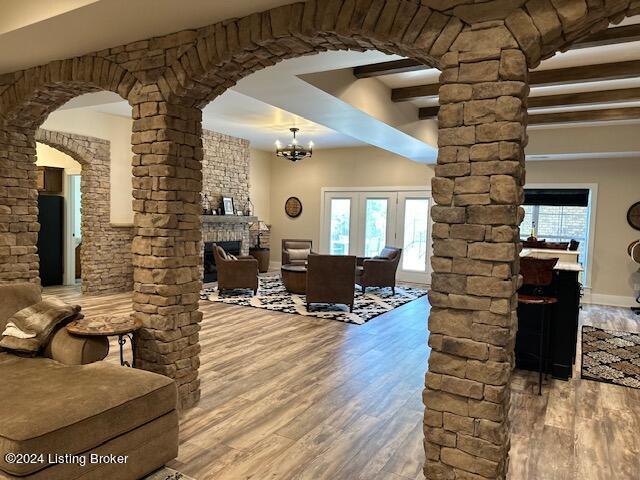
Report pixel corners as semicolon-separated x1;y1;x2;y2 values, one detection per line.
204;240;241;283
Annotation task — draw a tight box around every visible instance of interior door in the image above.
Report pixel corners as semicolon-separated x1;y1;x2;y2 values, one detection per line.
396;192;431;283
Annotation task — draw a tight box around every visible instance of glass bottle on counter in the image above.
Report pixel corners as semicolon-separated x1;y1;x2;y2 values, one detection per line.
527;221;537;242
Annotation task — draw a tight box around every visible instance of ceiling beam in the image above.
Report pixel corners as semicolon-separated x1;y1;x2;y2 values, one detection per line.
418;87;640;119
354;24;640;79
569;23;640;49
353;58;429;78
397;59;640;102
528;107;640;124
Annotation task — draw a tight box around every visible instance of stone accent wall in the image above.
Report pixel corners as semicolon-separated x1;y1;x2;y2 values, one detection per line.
202;130;251;213
1;0;638;474
35;129;133;294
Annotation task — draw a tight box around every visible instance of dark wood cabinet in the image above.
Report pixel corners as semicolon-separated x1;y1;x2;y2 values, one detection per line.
515;270;581;380
36;166;63;194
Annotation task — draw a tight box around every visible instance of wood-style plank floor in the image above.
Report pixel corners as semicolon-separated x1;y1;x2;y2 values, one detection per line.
45;284;640;480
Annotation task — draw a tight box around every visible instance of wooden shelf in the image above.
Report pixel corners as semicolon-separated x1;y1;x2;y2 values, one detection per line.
201;215;257;224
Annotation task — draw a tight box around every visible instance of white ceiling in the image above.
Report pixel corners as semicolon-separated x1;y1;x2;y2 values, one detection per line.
84;89;366;150
60;49;438;162
0;0;294;74
13;3;640;163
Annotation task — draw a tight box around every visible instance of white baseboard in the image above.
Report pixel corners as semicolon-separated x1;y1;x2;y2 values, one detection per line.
582;292;638;308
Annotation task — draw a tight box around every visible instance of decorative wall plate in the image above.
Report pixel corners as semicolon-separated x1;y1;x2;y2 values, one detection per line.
285;196;302;218
628;201;640;231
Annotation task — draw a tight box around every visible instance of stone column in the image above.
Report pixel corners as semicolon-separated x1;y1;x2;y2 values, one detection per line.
130;90;203;409
0;126;39;285
424;27;528;480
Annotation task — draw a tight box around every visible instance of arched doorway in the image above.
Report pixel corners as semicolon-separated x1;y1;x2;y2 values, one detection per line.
35;129;134;294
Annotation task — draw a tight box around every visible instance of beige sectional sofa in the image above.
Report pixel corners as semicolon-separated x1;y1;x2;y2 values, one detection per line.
0;283;179;480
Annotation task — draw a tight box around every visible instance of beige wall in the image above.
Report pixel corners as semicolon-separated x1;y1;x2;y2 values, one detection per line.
249;148;272;223
525;157;640;303
268;146;433;263
41;109;134;224
36;143;81;174
527;124;640;156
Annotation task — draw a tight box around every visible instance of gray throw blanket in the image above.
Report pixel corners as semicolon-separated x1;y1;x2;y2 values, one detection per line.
0;298;81;353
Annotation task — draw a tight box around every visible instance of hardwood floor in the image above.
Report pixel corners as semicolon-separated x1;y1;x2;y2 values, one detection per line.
45;284;640;480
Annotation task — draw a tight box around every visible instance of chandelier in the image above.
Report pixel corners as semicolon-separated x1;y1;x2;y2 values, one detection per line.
275;128;313;162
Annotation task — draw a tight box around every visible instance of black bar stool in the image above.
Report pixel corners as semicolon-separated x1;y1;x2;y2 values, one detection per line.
517;256;559;395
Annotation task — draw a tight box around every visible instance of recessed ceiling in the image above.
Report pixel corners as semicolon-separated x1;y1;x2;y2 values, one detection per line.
59;50;438;162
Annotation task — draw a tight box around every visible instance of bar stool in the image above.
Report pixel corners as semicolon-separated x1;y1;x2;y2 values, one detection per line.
517;256;559;395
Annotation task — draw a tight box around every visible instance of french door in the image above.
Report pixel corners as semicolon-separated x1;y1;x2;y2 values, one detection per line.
321;189;431;284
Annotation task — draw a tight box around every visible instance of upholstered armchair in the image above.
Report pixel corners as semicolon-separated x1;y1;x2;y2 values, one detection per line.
306;254;356;312
282;239;314;266
213;245;259;294
356;246;402;294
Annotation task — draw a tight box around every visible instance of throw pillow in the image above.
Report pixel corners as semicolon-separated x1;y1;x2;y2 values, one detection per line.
0;298;81;354
376;247;397;259
288;248;310;261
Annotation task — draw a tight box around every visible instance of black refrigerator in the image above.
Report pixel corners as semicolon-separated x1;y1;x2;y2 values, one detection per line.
37;194;64;286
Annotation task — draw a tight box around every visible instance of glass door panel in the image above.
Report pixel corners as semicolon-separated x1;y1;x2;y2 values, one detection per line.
396;192;431;283
402;198;429;272
329;198;351;255
364;198;388;258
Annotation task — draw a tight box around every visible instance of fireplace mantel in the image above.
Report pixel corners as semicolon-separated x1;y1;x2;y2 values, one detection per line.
201;215;257;225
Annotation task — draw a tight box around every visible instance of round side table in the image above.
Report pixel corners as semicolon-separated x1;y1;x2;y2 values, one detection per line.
66;315;141;367
281;264;307;294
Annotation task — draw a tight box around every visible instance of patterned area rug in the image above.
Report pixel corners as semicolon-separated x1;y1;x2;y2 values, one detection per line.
201;275;427;325
581;325;640;389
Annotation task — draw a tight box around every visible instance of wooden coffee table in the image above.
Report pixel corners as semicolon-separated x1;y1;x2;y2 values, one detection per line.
281;264;307;294
66;315;142;367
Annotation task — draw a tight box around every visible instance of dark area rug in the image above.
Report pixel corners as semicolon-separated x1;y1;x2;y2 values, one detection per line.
201;275;427;325
581;325;640;389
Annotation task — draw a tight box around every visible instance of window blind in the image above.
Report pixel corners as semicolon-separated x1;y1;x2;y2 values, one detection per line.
523;188;589;207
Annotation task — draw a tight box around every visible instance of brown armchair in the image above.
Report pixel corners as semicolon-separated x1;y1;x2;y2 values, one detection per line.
213;245;259;294
306;255;356;312
282;239;314;266
356;246;402;295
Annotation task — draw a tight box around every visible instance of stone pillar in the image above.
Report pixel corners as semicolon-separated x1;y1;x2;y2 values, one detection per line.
0;126;39;285
424;31;528;480
130;90;203;409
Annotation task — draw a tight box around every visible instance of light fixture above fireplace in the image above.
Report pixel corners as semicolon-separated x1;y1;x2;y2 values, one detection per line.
275;127;313;162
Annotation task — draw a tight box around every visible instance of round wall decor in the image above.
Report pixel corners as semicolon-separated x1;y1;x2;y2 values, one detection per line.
628;202;640;231
285;196;303;218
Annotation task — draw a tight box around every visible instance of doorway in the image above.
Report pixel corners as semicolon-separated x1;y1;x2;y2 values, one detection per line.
320;187;431;284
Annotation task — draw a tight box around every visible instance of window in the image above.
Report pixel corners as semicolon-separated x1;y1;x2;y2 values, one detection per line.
329;198;351;255
521;189;591;279
364;198;388;258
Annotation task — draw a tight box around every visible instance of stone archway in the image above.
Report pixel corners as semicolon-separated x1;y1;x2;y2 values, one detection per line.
0;56;140;286
34;129;134;294
1;1;638;478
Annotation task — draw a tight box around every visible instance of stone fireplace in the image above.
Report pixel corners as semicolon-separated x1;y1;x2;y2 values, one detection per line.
200;129;259;280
